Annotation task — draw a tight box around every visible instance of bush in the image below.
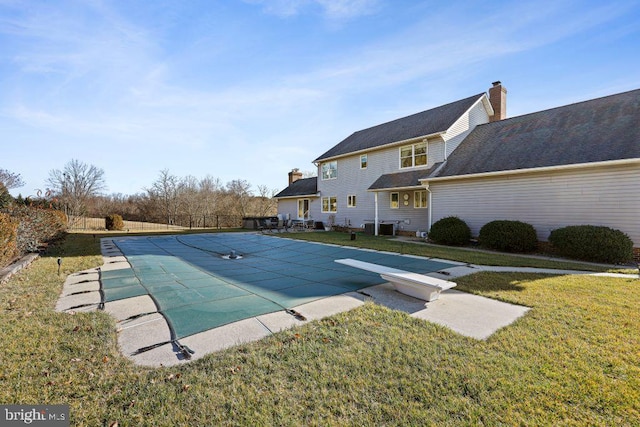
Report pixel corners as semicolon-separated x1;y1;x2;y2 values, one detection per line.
105;214;124;231
0;212;18;267
0;183;11;210
549;225;633;264
479;220;538;253
14;207;67;253
428;216;471;246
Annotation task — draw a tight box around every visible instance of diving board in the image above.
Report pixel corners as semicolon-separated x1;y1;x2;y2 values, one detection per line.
335;258;456;302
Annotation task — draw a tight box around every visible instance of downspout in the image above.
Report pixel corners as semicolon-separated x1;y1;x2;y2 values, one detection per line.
374;192;379;236
425;184;432;231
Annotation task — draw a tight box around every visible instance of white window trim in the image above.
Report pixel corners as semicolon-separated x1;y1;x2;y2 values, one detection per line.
347;195;356;207
399;141;428;169
321;161;338;180
414;190;427;208
390;192;399;209
297;198;311;219
321;196;337;213
360;154;368;169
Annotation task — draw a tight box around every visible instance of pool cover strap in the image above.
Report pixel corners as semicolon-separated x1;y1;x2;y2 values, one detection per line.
132;339;195;359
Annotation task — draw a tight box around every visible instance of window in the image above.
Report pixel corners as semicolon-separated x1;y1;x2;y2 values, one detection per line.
414;190;427;208
322;196;337;213
321;161;337;180
390;192;399;209
360;154;368;169
347;195;356;207
400;142;427;168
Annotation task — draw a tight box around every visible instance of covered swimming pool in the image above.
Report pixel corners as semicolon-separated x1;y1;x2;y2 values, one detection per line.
101;233;455;341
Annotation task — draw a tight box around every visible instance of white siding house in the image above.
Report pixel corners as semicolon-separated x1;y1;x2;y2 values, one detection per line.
287;89;496;234
276;82;640;251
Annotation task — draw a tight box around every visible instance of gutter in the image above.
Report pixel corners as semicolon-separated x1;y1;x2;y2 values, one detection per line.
425;184;432;232
274;193;320;200
315;131;446;163
420;158;640;184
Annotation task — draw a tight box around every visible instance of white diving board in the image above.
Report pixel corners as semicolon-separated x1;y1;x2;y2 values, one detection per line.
335;258;456;302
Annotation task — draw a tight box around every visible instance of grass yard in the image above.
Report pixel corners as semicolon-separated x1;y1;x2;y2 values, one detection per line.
0;232;638;426
284;231;637;273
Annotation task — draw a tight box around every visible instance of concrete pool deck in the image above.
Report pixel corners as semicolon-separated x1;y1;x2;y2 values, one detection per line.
55;234;635;367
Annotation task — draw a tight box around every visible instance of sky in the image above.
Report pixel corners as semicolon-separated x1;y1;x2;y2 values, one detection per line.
2;0;639;197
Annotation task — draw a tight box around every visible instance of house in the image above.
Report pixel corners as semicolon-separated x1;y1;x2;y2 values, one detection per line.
274;82;640;252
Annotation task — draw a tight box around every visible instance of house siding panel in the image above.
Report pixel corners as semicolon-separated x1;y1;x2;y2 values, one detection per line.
277;199;298;220
430;163;640;245
444;101;491;158
309;100;492;231
316;145;433;230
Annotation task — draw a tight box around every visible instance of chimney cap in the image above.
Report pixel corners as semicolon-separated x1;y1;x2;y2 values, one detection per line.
492;81;502;87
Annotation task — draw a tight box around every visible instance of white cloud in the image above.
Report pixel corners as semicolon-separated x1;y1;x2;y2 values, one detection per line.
245;0;379;19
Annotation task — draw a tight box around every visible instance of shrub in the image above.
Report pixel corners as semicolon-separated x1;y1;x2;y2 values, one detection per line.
428;216;471;246
14;206;68;253
0;212;18;267
479;220;538;253
0;183;11;210
549;225;633;264
105;214;124;231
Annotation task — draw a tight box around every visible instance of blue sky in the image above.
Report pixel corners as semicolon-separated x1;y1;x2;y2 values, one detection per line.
2;0;639;197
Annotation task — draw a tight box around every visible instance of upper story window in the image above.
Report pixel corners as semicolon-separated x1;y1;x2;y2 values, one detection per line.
347;195;356;207
360;154;368;169
400;142;427;168
321;161;337;180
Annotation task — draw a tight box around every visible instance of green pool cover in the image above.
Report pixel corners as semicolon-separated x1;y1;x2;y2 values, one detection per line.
101;233;454;339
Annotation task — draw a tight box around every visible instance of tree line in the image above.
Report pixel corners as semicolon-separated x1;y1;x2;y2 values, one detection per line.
3;160;279;228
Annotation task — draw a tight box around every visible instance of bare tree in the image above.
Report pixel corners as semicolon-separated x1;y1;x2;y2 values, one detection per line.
224;179;252;218
0;169;25;190
254;185;278;217
47;159;106;220
145;169;180;225
199;175;222;226
177;175;201;227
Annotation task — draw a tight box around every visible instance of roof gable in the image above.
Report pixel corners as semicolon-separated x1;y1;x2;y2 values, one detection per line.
314;93;485;162
435;88;640;178
274;177;317;198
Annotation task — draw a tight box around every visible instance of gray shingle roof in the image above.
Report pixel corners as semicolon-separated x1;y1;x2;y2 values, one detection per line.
434;88;640;178
274;177;318;198
314;93;485;162
368;165;442;190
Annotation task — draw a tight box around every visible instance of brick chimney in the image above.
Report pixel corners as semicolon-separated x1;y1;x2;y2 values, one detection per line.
489;81;507;122
288;168;303;185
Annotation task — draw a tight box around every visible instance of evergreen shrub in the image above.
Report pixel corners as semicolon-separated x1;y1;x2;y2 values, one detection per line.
428;216;471;246
549;225;633;264
479;220;538;253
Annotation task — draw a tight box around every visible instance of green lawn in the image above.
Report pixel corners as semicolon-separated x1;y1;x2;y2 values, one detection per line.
1;232;638;426
282;231;636;273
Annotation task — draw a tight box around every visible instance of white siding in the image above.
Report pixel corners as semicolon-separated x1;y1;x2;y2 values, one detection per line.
310;99;492;231
430;163;640;245
443;99;491;158
276;199;299;220
315;142;436;230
